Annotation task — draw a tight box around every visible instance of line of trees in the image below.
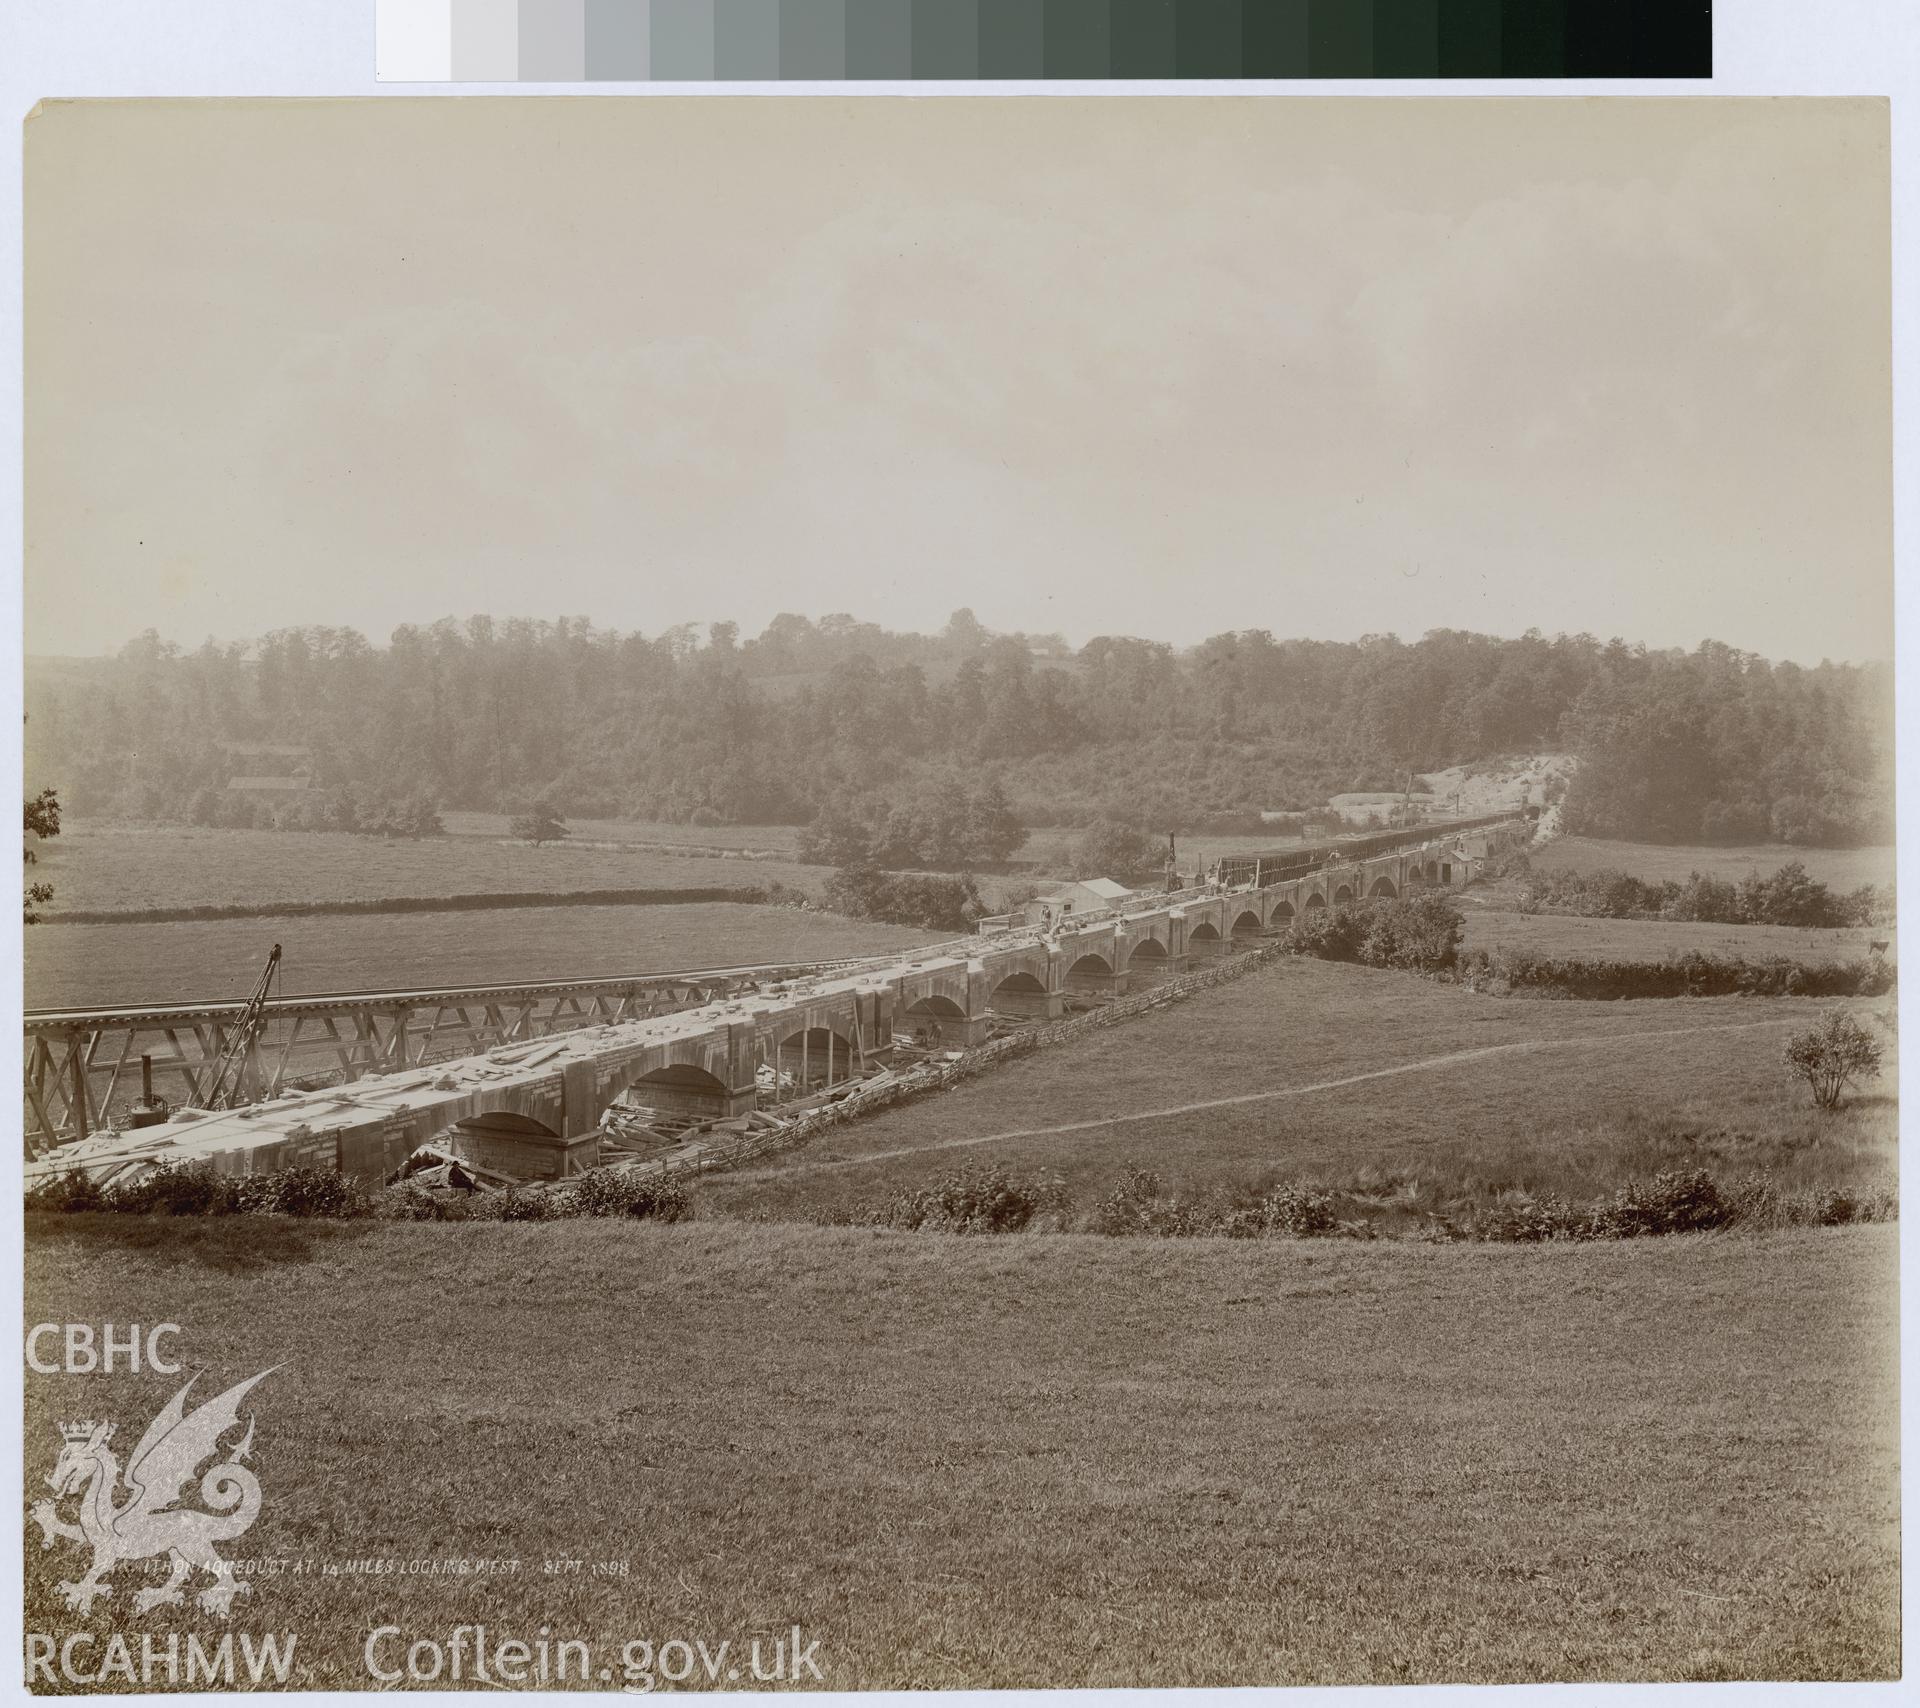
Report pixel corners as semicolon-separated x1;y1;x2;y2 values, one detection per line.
1516;859;1892;928
820;867;986;932
797;779;1025;869
25;614;1893;847
182;786;444;839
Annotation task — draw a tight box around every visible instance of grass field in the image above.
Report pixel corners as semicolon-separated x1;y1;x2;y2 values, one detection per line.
439;812;802;854
702;957;1897;1224
22;1216;1897;1687
1532;837;1896;892
1459;901;1890;966
24;904;931;1011
31;823;828;919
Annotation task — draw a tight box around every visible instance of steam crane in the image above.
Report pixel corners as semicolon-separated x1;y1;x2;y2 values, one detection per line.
200;943;282;1111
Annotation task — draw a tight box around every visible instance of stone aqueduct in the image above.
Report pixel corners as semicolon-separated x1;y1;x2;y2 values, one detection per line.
24;818;1525;1186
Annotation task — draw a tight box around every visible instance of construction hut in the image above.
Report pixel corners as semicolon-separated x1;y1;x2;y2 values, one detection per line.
1021;877;1135;928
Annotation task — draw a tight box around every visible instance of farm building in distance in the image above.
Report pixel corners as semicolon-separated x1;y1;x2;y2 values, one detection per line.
220;738;313;798
1015;877;1137;928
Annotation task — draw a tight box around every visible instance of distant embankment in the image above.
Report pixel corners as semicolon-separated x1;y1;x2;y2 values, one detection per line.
38;886;770;927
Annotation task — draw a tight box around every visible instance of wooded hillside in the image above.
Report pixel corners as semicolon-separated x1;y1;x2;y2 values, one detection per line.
24;614;1892;846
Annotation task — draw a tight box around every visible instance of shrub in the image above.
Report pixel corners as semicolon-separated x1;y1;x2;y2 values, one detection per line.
876;1165;1071;1234
1088;1172;1344;1239
1286;895;1464;975
1284;903;1370;962
1586;1169;1729;1238
508;800;570;845
230;1166;373;1219
24;1169;109;1214
105;1162;239;1217
487;1186;560;1222
1359;893;1464;972
1456;1194;1583;1243
1783;1009;1885;1110
569;1167;691;1221
377;1182;467;1221
823;864;984;931
1254;1183;1343;1238
1090;1167;1196;1237
1461;946;1892;1001
1073;822;1164;886
1518;859;1891;929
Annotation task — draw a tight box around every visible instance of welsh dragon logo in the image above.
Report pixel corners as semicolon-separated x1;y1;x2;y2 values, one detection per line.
29;1369;275;1619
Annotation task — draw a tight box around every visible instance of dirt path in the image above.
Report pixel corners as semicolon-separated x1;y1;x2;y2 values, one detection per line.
774;1015;1805;1175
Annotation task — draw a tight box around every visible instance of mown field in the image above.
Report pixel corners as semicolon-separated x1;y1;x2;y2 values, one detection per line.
22;1217;1897;1687
439;812;802;853
1532;836;1896;892
1457;901;1890;966
24;904;931;1011
30;823;827;919
702;956;1897;1224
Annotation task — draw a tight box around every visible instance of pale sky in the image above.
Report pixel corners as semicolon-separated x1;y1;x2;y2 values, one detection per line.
24;97;1891;664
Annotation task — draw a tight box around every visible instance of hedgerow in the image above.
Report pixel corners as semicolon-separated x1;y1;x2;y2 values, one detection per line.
854;1165;1072;1234
1457;946;1894;1001
1518;859;1891;928
839;1163;1893;1244
24;1161;688;1224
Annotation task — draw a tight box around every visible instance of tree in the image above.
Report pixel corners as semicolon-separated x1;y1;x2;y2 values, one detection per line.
1073;820;1161;885
965;777;1028;863
509;801;569;845
823;864;982;932
1359;893;1465;972
399;793;444;838
797;796;876;866
1783;1009;1884;1110
942;607;988;652
23;786;60;923
1739;860;1839;928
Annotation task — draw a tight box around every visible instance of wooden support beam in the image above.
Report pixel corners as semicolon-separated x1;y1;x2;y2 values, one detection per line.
69;1036;88;1140
24;1078;61;1156
161;1029;207;1103
268;1016;309;1096
96;1027;139;1118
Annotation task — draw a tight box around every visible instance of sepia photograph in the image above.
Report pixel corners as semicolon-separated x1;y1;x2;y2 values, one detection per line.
16;90;1899;1691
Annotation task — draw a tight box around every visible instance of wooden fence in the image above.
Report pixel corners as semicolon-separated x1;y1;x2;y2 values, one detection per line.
681;939;1289;1177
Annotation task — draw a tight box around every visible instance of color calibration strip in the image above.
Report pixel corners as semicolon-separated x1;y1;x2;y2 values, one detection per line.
378;1;1711;80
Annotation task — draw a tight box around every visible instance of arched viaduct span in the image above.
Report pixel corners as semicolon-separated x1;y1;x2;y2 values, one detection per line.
24;819;1526;1189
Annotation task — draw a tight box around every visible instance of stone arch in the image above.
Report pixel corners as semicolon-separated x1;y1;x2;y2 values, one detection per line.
1369;876;1398;899
1267;900;1294;929
989;951;1051;990
1231;909;1265;943
450;1109;573;1180
455;1109;559;1139
1333;884;1354;904
989;971;1052;1018
773;1026;856;1093
1065;953;1115;993
1425;859;1440;882
1187;921;1223;958
1125;938;1171;984
617;1064;732;1119
901;995;967;1048
1305;892;1328;913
